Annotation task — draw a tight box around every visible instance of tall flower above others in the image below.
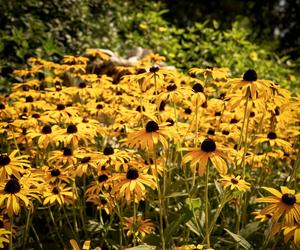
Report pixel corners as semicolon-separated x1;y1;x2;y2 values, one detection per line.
182;138;230;176
113;167;157;202
228;69;272;99
256;186;300;225
125;120;174;151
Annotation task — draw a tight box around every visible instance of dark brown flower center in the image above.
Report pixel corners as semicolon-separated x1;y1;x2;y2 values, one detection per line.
222;130;230;135
207;128;215;135
159;101;166;111
81;156;91;163
267;132;277;140
63;148;72;156
42;125;52;134
67;124;78;134
51;169;61;177
57;104;65;110
184;108;192;114
0;155;11;166
231;178;239;184
98;174;109;182
215;111;221;116
145;121;159;133
281;193;296;205
230;118;239;124
26;96;34;102
96;104;103;109
250;111;255;117
79;81;87;88
126;168;139;180
149;66;159;73
4;178;21;194
103;146;114;155
166;83;177;91
201;138;216;153
0;103;5;109
52;187;59;194
136;106;146;112
31;113;40;120
243;69;257;82
166;118;174;126
192;83;204;93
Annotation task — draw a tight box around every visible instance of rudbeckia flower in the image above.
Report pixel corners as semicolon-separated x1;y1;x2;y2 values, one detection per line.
0;177;41;217
256;186;300;225
254;131;293;152
43;183;75;206
0;228;10;248
189;66;230;80
113;167;156;202
125;120;173;151
228;69;272;99
123;215;155;239
283;223;300;247
0;150;29;182
182;138;230;176
219;174;250;192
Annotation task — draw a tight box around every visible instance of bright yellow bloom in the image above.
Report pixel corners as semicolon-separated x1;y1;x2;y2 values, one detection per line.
182;138;231;176
123;216;155;239
256;186;300;225
219;174;251;192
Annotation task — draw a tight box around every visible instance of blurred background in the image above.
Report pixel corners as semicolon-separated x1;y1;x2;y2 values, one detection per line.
0;0;299;91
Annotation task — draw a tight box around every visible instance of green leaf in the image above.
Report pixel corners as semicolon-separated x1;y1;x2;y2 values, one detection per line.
164;207;193;241
240;221;261;238
224;228;253;250
126;245;156;250
185;197;201;211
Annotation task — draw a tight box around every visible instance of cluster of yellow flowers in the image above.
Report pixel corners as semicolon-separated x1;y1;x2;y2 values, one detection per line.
0;49;299;249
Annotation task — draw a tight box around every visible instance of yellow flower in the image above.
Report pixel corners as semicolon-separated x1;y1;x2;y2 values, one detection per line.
283;223;300;247
85;48;111;61
256;186;300;225
189;66;230;80
0;150;30;182
0;228;10;249
123;215;155;239
113;167;156;202
254;131;293;152
219;174;251;192
228;69;272;99
125;120;173;151
182;138;231;176
0;176;41;217
43;183;75;206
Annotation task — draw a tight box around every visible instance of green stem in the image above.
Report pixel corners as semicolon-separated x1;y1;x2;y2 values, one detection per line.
30;224;44;250
133;194;137;246
205;165;210;248
48;206;66;248
22;209;32;250
153;147;166;250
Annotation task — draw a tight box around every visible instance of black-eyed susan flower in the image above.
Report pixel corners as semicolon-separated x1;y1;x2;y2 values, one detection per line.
0;150;29;182
182;138;231;176
256;186;300;225
54;123;93;149
219;174;250;192
283;223;300;247
27;124;60;149
43;183;75;206
123;215;155;239
228;69;272;99
173;244;204;250
48;147;77;166
189;66;230;80
42;165;74;184
0;228;10;249
0;176;41;217
254;131;293;152
113;167;156;202
125;120;173;151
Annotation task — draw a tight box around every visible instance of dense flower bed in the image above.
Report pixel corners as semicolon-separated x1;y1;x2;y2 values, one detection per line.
0;50;299;249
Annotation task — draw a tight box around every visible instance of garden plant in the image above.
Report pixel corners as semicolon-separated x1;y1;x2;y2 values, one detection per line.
0;47;299;250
